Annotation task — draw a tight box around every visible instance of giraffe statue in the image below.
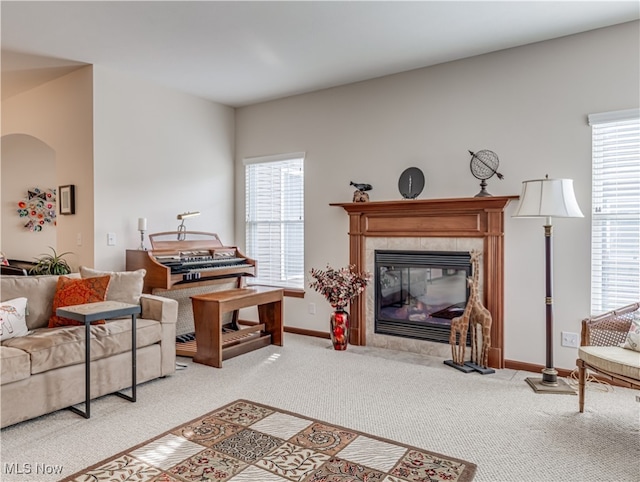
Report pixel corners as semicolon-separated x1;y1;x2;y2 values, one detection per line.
467;249;482;365
449;276;477;366
468;250;492;368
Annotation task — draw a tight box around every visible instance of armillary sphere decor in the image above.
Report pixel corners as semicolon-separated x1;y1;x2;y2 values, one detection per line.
469;150;504;197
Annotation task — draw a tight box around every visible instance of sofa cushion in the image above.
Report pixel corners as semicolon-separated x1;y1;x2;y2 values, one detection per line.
1;297;29;341
578;345;640;381
80;266;146;305
3;317;162;375
1;274;80;330
0;346;31;384
49;276;111;328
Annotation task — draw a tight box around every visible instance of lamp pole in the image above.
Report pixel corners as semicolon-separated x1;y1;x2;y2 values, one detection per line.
542;222;557;386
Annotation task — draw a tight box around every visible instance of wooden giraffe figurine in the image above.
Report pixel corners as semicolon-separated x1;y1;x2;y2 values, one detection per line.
468;250;493;368
449;276;477;366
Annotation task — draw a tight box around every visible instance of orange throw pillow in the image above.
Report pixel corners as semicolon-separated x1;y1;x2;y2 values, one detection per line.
48;276;111;328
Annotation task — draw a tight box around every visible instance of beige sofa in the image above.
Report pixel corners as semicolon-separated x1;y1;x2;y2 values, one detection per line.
1;270;178;428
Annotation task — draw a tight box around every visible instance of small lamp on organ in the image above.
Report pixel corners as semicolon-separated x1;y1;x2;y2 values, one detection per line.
176;211;200;240
138;217;147;250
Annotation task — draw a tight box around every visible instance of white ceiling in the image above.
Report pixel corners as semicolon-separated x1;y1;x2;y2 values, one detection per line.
2;1;639;107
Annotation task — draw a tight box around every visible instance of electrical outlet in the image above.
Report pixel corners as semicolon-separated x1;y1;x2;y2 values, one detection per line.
76;233;82;246
561;331;579;348
107;232;116;246
308;303;316;315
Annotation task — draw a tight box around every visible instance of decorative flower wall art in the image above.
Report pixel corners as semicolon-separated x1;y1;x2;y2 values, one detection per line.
17;187;57;232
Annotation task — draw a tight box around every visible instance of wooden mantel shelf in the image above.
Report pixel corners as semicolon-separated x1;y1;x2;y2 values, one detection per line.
331;195;519;211
330;196;519;236
331;195;519;369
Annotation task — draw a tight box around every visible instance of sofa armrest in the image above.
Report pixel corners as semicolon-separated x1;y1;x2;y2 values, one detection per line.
140;294;178;325
140;294;178;376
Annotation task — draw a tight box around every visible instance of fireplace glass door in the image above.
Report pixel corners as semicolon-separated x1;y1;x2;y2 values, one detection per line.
375;250;472;344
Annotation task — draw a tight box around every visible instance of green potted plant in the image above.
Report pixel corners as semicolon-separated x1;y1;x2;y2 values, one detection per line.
29;247;73;275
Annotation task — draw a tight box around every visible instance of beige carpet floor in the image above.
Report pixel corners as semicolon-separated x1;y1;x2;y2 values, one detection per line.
1;333;638;482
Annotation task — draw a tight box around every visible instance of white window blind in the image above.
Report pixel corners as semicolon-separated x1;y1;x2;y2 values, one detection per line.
589;109;640;313
245;153;304;289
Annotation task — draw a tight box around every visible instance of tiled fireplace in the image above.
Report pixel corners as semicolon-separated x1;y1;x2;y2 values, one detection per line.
332;196;517;368
370;245;478;357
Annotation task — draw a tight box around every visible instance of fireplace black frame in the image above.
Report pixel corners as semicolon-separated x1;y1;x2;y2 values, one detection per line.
374;250;472;345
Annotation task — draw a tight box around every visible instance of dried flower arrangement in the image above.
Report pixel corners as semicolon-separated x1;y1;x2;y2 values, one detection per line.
309;265;371;309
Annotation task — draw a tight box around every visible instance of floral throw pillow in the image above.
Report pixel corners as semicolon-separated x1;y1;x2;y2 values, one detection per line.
48;276;111;328
1;297;29;341
622;312;640;352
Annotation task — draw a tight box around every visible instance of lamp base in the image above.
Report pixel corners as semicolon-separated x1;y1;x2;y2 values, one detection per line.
139;230;147;251
525;376;576;395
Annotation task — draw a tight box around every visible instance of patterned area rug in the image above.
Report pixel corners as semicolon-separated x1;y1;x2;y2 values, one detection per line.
62;399;477;482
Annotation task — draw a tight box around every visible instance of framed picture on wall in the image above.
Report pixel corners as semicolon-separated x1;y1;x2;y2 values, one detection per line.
59;185;75;215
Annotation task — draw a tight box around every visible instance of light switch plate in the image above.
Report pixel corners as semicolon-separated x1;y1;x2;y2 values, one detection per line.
561;331;579;348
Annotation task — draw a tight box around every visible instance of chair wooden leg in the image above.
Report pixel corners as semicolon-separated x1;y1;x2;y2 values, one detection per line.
578;359;586;413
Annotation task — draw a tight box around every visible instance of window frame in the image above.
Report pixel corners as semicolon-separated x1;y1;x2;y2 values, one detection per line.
588;108;640;314
243;152;305;291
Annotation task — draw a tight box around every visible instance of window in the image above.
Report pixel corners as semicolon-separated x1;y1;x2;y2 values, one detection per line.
589;109;640;314
244;153;304;289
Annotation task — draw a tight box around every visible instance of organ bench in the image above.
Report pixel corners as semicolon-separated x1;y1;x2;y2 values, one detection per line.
186;286;284;368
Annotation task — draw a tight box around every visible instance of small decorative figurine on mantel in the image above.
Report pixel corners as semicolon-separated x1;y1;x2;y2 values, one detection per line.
350;181;372;202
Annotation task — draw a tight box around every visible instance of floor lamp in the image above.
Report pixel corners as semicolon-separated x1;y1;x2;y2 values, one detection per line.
513;175;584;394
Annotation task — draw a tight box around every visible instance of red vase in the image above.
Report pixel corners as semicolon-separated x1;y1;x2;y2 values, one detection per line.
330;309;349;350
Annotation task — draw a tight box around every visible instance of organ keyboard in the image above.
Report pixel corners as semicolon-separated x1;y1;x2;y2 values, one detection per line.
125;231;256;293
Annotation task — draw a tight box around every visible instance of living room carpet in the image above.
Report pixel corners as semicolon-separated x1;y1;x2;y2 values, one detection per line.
62;399;477;482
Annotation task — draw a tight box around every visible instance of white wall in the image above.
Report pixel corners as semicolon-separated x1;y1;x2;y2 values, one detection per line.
1;134;56;260
235;22;640;370
92;66;235;270
1;67;94;270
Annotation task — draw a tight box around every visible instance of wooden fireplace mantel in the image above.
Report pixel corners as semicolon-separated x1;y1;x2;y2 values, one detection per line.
331;196;519;369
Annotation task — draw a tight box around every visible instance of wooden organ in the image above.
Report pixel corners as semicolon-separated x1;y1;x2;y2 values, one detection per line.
126;231;282;366
125;231;256;294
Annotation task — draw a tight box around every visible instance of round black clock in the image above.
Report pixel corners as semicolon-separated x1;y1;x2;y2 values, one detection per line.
398;167;425;199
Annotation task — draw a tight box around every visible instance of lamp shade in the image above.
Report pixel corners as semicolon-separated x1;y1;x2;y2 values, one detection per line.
513;177;584;218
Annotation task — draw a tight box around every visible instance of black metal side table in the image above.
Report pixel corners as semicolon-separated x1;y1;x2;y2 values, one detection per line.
55;300;141;419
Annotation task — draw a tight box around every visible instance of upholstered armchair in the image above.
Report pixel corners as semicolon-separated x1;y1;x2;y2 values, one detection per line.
577;302;640;412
